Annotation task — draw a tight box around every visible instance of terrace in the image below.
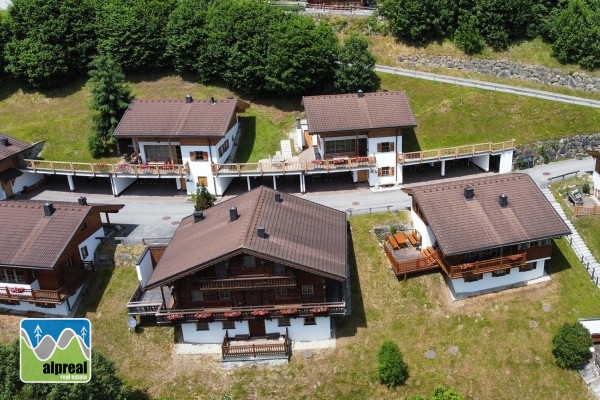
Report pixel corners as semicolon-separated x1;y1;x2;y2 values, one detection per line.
221;328;291;361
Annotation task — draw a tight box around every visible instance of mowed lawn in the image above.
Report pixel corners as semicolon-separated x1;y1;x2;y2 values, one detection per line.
2;66;600;162
2;212;599;399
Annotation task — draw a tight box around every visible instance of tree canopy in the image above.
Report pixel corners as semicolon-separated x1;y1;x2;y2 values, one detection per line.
552;321;593;369
335;35;380;93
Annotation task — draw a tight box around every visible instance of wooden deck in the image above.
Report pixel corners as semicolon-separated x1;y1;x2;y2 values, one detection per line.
221;328;291;361
127;284;171;316
24;159;189;178
398;140;515;164
212;156;375;176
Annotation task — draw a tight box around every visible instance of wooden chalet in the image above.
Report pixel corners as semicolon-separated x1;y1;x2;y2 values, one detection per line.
129;186;349;360
0;199;123;315
385;173;571;296
0;133;42;199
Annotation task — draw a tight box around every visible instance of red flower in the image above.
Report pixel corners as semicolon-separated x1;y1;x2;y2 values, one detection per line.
167;313;184;321
279;308;298;315
310;306;329;314
224;311;241;318
251;309;269;316
193;312;212;319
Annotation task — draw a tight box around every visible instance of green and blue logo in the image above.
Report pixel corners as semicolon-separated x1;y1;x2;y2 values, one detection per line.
20;318;91;383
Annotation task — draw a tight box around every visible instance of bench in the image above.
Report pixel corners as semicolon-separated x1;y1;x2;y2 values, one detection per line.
407;233;420;247
388;235;399;250
394;233;407;248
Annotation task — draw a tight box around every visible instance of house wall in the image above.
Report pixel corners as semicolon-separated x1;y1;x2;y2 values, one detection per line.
498;149;513;173
264;316;331;341
78;227;105;263
471;154;490;171
411;209;436;248
136;248;156;287
111;177;137;196
181;320;249;344
0;284;84;316
13;172;44;195
579;318;600;335
450;258;547;295
593;171;600;200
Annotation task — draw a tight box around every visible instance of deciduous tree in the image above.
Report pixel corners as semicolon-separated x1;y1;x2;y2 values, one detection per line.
377;340;409;387
552;321;593;369
165;0;210;73
334;34;380;94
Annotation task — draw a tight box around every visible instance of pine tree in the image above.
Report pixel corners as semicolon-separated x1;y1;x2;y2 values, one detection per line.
195;184;217;211
87;54;132;158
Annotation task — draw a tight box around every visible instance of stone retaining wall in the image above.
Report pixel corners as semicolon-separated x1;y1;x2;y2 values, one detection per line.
514;133;600;169
396;55;600;93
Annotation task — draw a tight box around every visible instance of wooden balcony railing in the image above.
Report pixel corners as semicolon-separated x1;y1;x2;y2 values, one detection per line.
126;284;164;316
212;156;375;176
574;205;600;217
384;243;442;278
24;159;189;178
221;328;290;360
398;140;515;164
155;301;346;324
448;253;527;279
196;276;297;291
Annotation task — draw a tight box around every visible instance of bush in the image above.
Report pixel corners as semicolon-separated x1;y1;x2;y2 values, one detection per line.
582;181;591;195
377;340;409;387
552;322;593;369
453;14;485;54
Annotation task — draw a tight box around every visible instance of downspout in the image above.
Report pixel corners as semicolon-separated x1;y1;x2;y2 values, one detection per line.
395;129;399;183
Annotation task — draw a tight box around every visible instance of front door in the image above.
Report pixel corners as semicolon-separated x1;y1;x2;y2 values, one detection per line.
357;170;368;183
248;318;266;337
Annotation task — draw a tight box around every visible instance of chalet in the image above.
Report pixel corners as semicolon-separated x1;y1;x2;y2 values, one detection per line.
588;150;600;200
386;173;571;297
128;186;349;353
113;96;250;196
0;199;123;315
0;133;43;200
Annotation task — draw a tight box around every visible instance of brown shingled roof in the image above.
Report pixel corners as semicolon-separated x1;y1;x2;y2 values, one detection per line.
145;186;348;288
403;173;571;256
0;133;32;161
0;201;123;269
113;98;249;138
302;91;417;134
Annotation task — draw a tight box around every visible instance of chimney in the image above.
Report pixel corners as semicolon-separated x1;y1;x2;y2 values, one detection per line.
77;196;87;206
43;202;55;217
210;97;216;105
185;95;193;103
274;191;282;203
1;138;8;146
499;194;508;207
464;185;474;200
357;90;364;98
193;210;204;222
229;206;238;222
257;226;266;238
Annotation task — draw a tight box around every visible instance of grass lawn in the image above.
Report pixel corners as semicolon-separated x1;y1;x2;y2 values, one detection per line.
3;211;600;399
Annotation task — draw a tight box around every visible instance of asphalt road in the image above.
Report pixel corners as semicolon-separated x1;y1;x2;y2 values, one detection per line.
22;157;595;240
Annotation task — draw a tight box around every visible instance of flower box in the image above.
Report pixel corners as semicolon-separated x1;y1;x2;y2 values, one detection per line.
507;254;522;262
279;308;298;315
167;313;184;321
251;309;269;317
311;159;324;165
9;287;25;294
94;163;110;172
116;163;129;170
193;312;212;319
139;163;150;169
224;311;241;318
310;306;329;314
356;156;369;162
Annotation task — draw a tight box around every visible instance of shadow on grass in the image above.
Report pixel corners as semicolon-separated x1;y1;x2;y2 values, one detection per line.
400;127;421;153
0;75;88;101
336;223;367;338
244;94;304;113
546;240;575;276
234;116;256;163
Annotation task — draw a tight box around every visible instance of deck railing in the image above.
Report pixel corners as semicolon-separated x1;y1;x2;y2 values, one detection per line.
448;253;527;279
196;276;297;291
212;156;375;176
24;159;189;178
221;328;290;360
398;140;515;164
126;284;164;316
384;243;441;277
574;205;600;217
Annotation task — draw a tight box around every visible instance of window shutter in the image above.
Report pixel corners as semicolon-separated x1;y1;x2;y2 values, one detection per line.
378;168;382;177
390;166;395;175
377;143;382;152
389;142;395;151
189;152;196;161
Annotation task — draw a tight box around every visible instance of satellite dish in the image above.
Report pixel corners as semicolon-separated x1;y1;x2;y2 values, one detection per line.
127;317;137;330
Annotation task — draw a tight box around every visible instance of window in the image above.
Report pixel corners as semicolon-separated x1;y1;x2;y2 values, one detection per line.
215;263;227;278
278;318;291;327
377;166;395;177
302;285;314;295
80;246;89;259
222;320;235;330
196;322;209;331
218;139;230;157
218;290;231;300
243;256;256;268
197;176;208;187
275;288;287;297
66;257;73;270
304;317;316;326
463;274;482;282
190;151;208;161
273;264;285;276
191;290;204;302
492;268;510;277
377;142;394;152
520;262;537;272
325;139;356;155
144;145;173;163
540;239;551;246
2;269;26;283
518;242;531;250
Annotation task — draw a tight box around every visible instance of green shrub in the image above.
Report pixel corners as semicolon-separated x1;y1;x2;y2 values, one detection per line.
552;322;592;369
453;15;484;55
377;340;408;387
582;182;591;195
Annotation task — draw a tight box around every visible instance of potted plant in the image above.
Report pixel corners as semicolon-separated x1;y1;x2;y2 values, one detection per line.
310;306;329;314
193;312;212;319
251;309;269;317
279;308;298;315
224;311;241;318
167;313;184;321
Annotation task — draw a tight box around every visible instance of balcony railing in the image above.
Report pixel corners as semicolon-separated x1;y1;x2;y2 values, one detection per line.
155;301;346;324
448;253;527;279
384;243;442;277
398;140;515;164
24;159;189;178
221;328;291;360
196;276;297;291
211;156;375;176
126;284;166;316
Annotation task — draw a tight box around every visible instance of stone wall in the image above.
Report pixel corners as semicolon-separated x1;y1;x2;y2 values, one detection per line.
396;55;600;93
514;133;600;169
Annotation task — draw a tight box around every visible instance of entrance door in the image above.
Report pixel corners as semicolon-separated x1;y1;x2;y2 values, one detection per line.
357;170;368;183
1;180;13;198
248;318;266;337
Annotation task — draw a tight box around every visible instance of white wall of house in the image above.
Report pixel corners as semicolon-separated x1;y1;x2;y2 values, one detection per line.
265;316;331;341
0;284;84;316
1;278;40;292
111;177;137;196
579;318;600;335
499;150;514;173
181;320;249;344
78;227;105;263
13;172;43;194
136;249;154;287
450;258;548;295
411;210;436;248
471;154;490;171
593;171;600;200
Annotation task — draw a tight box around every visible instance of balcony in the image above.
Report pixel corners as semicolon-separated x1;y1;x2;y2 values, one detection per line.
126;284;171;316
221;328;291;361
196;276;297;291
155;301;346;324
448;253;527;279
